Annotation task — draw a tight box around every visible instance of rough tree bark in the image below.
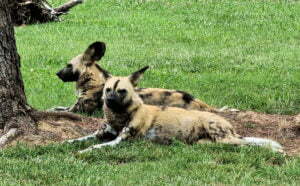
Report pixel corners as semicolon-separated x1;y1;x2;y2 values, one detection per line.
0;0;37;146
0;0;88;147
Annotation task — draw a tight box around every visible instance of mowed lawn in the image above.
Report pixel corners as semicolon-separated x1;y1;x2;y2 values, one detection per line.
0;0;299;185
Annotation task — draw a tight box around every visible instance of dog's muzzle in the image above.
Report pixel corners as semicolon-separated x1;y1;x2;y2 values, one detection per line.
105;93;121;107
56;68;79;82
56;70;64;80
105;93;130;113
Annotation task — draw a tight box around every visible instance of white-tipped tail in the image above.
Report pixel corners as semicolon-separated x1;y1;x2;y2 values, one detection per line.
243;137;283;152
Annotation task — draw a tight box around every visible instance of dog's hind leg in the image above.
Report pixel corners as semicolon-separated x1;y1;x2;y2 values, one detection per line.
216;136;247;146
196;139;213;144
196;136;246;146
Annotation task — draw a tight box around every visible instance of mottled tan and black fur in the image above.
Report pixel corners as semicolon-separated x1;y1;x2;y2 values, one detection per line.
136;88;214;112
55;42;110;114
54;41;215;114
68;67;282;153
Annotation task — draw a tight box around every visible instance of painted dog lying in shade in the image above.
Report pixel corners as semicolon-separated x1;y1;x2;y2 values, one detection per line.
53;41;216;114
67;66;283;154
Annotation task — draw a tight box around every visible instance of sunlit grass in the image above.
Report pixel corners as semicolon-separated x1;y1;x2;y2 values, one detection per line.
3;0;299;184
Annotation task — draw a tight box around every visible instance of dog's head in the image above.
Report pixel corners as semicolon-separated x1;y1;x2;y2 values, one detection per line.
56;41;107;82
103;66;149;113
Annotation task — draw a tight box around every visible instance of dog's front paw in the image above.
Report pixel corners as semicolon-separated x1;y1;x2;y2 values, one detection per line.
78;148;93;154
217;106;240;112
65;139;78;144
47;106;70;112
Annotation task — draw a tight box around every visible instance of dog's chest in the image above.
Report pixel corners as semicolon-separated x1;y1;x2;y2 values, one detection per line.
104;108;131;132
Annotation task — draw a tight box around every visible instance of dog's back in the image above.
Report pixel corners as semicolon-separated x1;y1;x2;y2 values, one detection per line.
136;88;216;112
129;104;238;144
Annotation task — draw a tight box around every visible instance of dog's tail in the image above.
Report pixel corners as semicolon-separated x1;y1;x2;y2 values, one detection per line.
241;137;283;152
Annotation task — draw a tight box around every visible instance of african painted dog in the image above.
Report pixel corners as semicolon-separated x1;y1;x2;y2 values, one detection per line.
55;42;110;114
54;41;215;114
68;67;283;154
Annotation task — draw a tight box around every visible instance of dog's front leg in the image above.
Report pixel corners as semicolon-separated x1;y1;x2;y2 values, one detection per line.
69;97;98;114
78;126;135;153
66;123;117;143
66;131;99;143
47;106;70;112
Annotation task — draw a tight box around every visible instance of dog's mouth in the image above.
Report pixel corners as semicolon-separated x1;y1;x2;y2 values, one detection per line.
105;98;122;110
105;97;132;114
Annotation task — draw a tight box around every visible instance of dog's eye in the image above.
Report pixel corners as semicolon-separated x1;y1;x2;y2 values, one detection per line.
117;89;127;95
106;88;111;93
67;64;72;68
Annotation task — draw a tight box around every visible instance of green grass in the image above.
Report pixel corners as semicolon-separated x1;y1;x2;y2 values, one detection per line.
17;0;300;114
1;140;299;185
2;0;300;184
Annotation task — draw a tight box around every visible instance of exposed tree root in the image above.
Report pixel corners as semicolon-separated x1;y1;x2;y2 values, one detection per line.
5;116;103;148
30;110;83;121
0;108;88;149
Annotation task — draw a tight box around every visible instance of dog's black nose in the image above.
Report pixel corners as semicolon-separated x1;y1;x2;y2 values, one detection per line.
56;71;61;77
106;94;117;102
106;93;120;105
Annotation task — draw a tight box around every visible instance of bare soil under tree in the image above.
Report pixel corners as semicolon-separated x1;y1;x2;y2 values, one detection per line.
1;111;299;156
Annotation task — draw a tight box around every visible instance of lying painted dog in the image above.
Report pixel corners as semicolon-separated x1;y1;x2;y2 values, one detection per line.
54;41;215;114
67;67;283;154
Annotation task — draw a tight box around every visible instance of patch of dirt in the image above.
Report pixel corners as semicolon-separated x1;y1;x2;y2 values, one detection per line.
7;117;104;147
217;112;300;156
3;111;300;156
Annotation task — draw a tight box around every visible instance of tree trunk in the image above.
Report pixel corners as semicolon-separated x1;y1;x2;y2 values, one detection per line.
0;0;37;146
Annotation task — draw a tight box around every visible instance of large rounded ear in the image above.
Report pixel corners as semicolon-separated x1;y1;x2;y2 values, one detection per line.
83;41;106;65
129;66;149;86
